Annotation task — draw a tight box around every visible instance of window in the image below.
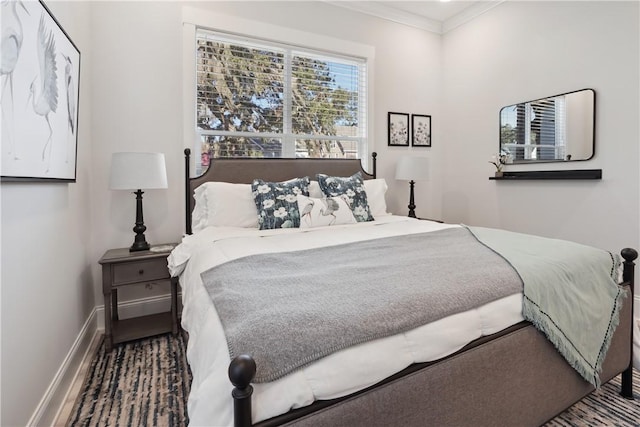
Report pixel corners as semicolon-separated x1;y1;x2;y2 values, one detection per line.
195;29;368;172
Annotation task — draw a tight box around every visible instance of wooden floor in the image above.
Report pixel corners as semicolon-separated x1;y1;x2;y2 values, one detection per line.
54;335;102;426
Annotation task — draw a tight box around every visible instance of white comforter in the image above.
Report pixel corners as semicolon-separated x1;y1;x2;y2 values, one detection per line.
168;216;524;426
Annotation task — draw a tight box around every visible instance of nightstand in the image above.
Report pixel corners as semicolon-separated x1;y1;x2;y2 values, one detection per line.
99;244;179;351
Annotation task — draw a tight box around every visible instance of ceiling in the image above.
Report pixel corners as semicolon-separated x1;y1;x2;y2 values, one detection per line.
327;1;505;34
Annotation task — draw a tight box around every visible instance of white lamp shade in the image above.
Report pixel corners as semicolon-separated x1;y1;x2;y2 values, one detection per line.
395;156;429;181
109;152;168;190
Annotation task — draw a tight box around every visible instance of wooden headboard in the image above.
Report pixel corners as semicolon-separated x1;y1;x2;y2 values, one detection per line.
183;149;377;234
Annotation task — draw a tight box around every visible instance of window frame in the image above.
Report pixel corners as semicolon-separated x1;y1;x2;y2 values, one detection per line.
182;6;375;175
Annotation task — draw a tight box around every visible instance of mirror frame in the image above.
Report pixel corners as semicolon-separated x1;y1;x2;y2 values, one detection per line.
499;88;596;164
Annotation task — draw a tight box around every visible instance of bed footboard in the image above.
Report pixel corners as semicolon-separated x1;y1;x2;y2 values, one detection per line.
229;355;257;427
228;247;637;427
621;247;638;399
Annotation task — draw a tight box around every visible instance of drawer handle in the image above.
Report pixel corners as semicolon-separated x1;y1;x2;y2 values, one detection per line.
138;269;144;275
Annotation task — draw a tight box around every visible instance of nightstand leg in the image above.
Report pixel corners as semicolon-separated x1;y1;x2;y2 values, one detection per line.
104;291;113;352
171;277;179;335
111;288;119;320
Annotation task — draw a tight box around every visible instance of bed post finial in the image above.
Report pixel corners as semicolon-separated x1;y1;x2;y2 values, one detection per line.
184;148;192;235
229;354;257;427
620;247;637;399
372;151;377;179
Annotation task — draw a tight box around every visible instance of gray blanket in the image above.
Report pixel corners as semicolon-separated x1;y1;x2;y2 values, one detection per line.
202;227;523;382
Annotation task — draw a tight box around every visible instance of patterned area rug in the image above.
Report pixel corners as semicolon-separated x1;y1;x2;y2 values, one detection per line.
68;332;639;426
545;372;640;426
67;333;191;427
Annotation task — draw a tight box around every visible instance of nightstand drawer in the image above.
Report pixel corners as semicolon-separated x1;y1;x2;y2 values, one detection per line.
112;258;169;285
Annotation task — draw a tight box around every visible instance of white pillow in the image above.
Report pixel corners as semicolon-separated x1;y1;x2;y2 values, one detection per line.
192;182;258;232
297;194;357;228
191;184;210;233
364;179;389;218
190;178;387;232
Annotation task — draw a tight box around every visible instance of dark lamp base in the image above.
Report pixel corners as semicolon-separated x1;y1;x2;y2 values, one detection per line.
129;240;150;252
129;189;151;252
407;180;417;218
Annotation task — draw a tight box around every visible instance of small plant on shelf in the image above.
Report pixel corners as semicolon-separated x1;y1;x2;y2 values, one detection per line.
489;152;509;176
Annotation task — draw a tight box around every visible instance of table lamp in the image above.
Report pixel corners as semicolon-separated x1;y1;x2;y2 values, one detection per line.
109;152;168;251
395;155;429;218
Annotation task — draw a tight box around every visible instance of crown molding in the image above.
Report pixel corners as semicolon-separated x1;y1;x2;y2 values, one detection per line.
325;1;506;35
442;0;506;33
325;1;443;34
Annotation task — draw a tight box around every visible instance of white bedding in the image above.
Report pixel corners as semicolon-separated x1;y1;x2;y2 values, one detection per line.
168;216;525;426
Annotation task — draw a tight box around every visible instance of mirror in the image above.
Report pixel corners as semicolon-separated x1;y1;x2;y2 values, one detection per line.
499;89;595;163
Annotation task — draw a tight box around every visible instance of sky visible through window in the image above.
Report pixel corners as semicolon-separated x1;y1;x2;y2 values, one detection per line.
328;62;358;92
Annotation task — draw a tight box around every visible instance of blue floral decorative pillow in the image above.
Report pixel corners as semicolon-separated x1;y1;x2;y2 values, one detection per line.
317;172;374;222
251;177;310;229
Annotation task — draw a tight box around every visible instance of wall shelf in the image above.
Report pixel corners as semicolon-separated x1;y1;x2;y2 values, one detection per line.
489;169;602;180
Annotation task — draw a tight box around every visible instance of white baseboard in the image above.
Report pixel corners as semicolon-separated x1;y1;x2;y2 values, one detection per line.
27;308;99;427
30;292;181;426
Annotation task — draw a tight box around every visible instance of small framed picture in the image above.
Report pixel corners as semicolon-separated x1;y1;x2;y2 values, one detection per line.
388;112;410;146
412;114;432;147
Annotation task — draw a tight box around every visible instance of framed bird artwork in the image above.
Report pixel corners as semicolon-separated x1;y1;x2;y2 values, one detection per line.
1;0;80;182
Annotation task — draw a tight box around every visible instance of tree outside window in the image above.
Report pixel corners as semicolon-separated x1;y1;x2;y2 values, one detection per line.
195;30;367;172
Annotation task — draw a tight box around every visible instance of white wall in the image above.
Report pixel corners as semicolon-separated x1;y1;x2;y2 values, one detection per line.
0;2;94;426
441;1;639;257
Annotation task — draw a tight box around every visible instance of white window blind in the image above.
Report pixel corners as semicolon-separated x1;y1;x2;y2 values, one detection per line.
195;29;367;168
500;96;567;161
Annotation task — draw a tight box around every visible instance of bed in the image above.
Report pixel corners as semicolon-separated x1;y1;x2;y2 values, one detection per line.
169;149;637;427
